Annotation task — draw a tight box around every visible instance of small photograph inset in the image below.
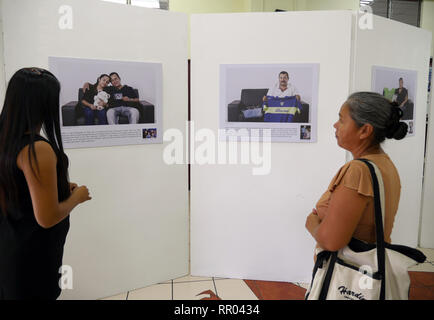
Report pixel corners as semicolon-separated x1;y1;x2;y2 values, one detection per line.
408;121;414;134
143;128;157;139
300;125;311;140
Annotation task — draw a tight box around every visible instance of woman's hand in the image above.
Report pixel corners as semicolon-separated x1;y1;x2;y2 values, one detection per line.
69;182;78;193
70;182;92;203
70;185;92;204
95;100;106;109
305;208;321;237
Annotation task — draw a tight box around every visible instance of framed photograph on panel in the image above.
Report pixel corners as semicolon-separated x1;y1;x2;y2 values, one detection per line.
372;65;417;137
220;63;319;143
49;57;163;148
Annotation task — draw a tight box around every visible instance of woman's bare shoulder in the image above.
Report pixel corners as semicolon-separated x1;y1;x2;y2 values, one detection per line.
17;140;56;170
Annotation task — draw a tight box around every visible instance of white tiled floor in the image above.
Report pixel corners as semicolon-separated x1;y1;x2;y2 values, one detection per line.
100;276;255;300
295;282;310;290
100;247;434;300
101;292;129;300
172;280;215;300
128;283;172;300
214;279;258;300
173;275;211;283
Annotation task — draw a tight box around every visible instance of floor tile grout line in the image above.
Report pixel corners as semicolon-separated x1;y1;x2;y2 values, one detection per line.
212;277;219;298
173;279;217;284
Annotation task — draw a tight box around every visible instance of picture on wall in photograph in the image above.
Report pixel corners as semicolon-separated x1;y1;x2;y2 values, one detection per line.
220;63;319;142
143;128;157;139
372;65;417;136
300;125;311;140
49;57;162;148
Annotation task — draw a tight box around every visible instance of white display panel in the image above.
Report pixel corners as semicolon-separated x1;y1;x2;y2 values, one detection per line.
351;12;431;247
1;0;189;299
191;11;352;283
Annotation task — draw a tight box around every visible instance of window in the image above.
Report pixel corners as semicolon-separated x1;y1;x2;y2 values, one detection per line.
360;0;421;27
131;0;160;8
100;0;169;10
101;0;127;4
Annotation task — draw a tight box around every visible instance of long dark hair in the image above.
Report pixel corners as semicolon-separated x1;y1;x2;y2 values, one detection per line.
0;67;70;216
95;74;110;87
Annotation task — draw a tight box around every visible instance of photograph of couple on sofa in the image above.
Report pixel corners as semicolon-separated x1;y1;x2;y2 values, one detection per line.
62;72;155;126
227;71;309;123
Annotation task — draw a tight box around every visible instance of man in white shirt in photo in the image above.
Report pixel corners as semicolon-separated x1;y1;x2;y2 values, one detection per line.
264;71;301;102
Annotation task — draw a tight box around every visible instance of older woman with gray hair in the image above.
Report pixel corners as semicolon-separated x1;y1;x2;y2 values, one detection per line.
305;92;408;253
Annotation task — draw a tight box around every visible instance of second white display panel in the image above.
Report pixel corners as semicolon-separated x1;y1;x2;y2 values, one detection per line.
190;11;353;283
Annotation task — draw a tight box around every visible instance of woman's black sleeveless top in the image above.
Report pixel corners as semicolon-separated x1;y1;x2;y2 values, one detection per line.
0;135;70;300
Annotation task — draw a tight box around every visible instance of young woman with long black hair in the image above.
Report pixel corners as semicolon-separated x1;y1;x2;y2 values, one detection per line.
0;67;91;299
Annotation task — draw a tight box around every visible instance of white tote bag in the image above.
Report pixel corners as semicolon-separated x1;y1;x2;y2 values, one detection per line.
305;159;426;300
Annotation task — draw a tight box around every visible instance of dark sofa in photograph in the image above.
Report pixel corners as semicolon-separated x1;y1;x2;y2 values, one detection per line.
61;88;155;126
227;88;310;123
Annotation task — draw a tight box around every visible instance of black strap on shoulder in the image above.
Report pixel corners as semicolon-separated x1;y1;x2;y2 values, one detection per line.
357;159;386;300
305;251;332;300
318;251;338;300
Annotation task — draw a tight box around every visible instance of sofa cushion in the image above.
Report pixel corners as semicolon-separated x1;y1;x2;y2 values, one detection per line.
240;89;268;108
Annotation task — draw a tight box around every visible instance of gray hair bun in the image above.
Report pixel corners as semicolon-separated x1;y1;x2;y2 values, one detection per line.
346;92;408;144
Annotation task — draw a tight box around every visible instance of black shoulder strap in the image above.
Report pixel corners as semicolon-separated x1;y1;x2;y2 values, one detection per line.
357;159;386;300
305;251;331;300
17;134;49;151
318;251;338;300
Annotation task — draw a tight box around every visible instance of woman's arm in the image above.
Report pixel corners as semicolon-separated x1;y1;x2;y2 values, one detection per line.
17;141;91;229
306;184;369;251
315;190;330;220
82;99;96;110
81;86;97;110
